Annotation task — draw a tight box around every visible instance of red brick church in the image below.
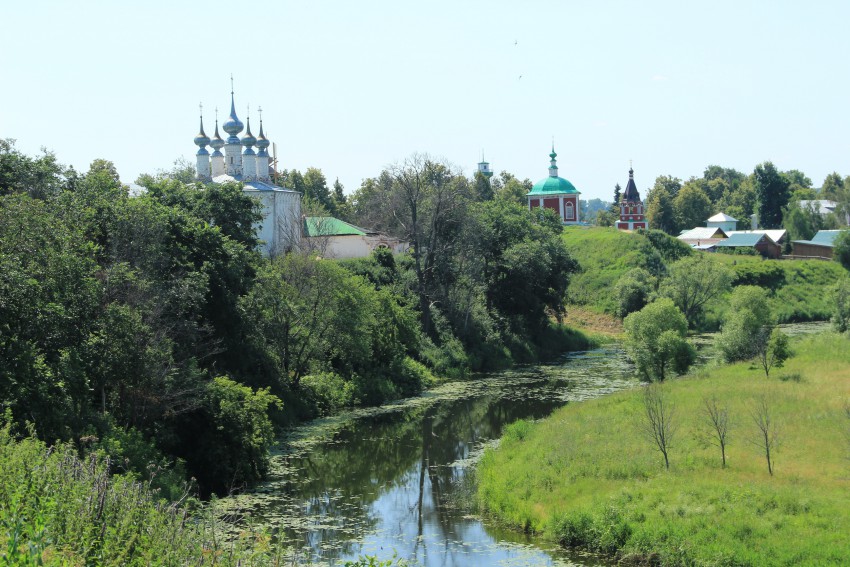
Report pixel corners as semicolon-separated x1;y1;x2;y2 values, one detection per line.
617;166;646;230
526;147;581;224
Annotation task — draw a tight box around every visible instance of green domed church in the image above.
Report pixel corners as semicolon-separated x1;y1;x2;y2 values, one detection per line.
526;146;581;224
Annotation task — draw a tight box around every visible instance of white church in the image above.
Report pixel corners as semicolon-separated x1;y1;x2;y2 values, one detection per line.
193;88;302;256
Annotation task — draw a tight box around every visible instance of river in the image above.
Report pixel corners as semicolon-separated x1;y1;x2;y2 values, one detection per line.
219;322;827;566
219;347;637;566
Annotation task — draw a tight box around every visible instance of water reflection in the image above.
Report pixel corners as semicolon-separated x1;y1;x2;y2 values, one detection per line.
219;348;636;566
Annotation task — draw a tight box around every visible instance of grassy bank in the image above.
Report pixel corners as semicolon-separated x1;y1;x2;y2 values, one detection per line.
563;226;845;326
477;332;850;565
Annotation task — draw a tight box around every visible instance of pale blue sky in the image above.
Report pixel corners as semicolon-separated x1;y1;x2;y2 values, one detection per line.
3;1;849;200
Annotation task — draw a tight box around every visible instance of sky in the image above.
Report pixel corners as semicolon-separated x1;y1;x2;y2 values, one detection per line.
3;0;850;201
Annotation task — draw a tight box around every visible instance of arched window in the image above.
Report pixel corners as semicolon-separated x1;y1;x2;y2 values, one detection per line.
565;201;574;221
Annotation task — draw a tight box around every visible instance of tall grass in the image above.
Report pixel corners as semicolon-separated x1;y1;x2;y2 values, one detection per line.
477;332;850;565
0;425;289;566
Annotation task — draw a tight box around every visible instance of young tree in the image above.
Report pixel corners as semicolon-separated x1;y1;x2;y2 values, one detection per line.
660;255;733;329
832;276;850;333
702;396;730;468
718;285;774;362
640;383;678;470
624;298;696;381
756;328;791;378
750;393;780;475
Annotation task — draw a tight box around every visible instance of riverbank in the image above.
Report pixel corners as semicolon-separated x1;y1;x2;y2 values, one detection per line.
476;331;850;565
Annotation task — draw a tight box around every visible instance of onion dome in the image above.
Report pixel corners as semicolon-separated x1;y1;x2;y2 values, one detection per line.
194;112;210;155
222;91;244;142
256;118;270;156
527;145;580;196
241;116;256;155
210;118;225;156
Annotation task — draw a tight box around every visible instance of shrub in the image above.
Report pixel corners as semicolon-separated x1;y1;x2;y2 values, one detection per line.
301;371;358;416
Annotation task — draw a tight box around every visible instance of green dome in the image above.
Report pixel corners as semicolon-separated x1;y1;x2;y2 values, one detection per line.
527;176;579;196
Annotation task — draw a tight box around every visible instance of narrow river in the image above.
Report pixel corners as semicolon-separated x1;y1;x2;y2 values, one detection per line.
219;347;638;566
219;322;827;565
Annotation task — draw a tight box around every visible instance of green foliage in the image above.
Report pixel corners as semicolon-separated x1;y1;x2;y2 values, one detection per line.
175;377;280;494
613;268;655;318
731;260;786;289
758;329;791;377
623;299;695;381
660;255;733;329
673;180;712;232
637;228;693;262
834;228;850;271
718;286;775;362
832;276;850;333
754;161;791;229
0;425;292;565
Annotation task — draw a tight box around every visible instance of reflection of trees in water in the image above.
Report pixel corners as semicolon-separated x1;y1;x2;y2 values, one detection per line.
247;380;568;564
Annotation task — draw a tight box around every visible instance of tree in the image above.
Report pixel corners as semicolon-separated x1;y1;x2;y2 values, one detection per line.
821;172;844;200
718;285;774;362
610;183;622;216
832;276;850;333
754;161;790;229
473;171;494;201
702;396;730;468
834;229;850;271
750;393;780;475
613;267;655;318
639;383;678;470
755;328;790;378
660;255;733;329
492;171;532;205
623;298;696;381
673;180;712;231
646;184;676;234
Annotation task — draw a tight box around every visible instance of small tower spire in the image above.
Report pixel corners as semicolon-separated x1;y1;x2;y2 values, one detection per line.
548;143;559;178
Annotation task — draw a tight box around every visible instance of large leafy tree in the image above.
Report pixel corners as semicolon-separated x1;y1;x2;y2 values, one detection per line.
673;180;713;231
624;299;695;381
754;161;791;229
660;254;733;329
646;184;677;234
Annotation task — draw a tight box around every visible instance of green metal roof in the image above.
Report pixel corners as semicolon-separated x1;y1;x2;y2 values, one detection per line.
811;230;842;246
716;233;772;247
303;216;367;237
527;176;580;196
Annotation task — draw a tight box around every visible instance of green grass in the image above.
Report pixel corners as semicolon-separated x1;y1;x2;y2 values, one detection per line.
562;227;656;312
0;426;294;565
477;332;850;566
716;255;845;323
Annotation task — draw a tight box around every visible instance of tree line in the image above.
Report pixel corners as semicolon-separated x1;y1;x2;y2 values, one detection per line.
597;161;850;243
0;141;580;496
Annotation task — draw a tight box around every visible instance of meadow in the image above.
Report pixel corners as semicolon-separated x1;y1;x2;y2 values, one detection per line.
477;332;850;565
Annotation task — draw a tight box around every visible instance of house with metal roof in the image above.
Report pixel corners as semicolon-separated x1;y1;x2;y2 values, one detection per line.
726;229;787;246
715;232;781;258
791;229;843;259
526;146;581;224
302;217;407;259
677;226;728;248
706;212;738;233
